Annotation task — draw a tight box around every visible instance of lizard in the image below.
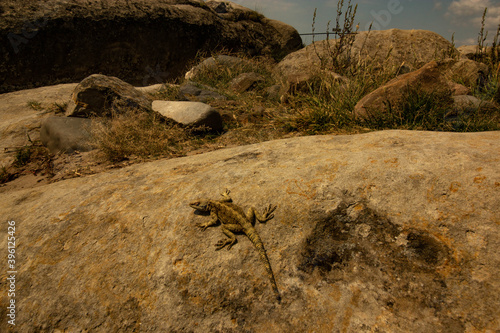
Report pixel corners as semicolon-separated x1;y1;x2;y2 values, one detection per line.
189;189;281;302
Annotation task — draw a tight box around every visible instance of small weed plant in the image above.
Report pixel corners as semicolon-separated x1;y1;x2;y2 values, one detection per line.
10;138;53;178
472;9;500;76
312;0;360;75
27;100;43;110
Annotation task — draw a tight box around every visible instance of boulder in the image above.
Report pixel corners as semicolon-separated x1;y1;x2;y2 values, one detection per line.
441;58;489;87
66;74;152;117
281;70;349;97
0;0;302;93
264;84;282;100
229;72;264;93
40;116;93;153
448;81;471;96
352;59;490;119
0;130;499;332
277;29;458;88
185;55;245;81
205;1;303;56
354;61;450;118
178;81;227;103
152;100;223;131
353;58;494;118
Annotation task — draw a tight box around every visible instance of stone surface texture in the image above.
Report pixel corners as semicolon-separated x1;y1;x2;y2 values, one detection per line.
0;130;499;332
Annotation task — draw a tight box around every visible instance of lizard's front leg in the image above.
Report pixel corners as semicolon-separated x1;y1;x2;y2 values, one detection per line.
196;212;218;231
247;204;277;224
220;189;232;202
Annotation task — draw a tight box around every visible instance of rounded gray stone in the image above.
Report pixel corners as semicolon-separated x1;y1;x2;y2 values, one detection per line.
40;116;93;153
152;100;223;131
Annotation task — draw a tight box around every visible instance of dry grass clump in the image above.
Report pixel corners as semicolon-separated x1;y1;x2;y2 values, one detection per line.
89;102;289;164
91;110;192;162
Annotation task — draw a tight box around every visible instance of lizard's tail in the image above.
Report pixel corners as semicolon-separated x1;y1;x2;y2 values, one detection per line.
246;230;281;303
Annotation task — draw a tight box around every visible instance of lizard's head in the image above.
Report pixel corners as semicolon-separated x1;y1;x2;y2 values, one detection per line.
189;199;210;212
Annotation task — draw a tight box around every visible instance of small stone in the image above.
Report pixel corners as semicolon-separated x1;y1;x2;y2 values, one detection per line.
40;116;93;153
152;100;222;131
185;55;244;81
229;72;264;93
178;82;227;103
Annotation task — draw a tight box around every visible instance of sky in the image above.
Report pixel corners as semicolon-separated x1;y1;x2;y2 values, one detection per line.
229;0;500;46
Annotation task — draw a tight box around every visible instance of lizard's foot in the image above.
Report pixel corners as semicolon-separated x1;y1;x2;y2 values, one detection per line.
196;223;209;231
215;238;236;251
220;189;232;202
261;204;277;222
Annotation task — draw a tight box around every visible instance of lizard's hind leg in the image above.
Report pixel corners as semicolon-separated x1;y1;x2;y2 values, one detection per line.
215;224;241;250
247;204;277;224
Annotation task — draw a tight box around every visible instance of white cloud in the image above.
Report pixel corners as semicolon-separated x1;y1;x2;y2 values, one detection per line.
446;0;500;30
434;1;443;11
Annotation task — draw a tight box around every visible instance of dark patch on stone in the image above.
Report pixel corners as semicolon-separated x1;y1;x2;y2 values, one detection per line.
223;152;262;163
298;201;402;275
298;201;452;276
406;230;449;267
298;201;464;330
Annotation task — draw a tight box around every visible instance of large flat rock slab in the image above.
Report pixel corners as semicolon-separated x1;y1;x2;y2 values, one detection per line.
0;130;499;332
